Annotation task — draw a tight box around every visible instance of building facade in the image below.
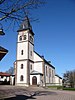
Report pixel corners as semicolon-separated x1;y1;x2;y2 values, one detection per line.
0;72;10;85
15;16;61;87
54;74;62;86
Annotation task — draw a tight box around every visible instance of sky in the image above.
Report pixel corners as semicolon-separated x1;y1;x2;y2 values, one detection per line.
0;0;75;77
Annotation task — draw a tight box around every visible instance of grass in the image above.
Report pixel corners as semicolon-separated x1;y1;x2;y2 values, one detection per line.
63;88;75;91
48;86;75;91
47;86;63;90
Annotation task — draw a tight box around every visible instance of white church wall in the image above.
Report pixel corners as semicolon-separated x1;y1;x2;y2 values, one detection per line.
45;64;50;83
29;42;34;61
34;52;43;62
45;63;55;84
34;62;43;74
17;61;27;84
17;42;28;60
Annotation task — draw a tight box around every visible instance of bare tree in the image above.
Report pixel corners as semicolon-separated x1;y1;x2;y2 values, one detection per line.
0;0;45;61
6;67;14;74
63;70;75;88
0;0;45;29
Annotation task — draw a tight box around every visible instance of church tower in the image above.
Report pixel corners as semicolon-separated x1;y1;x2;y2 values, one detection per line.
15;16;34;86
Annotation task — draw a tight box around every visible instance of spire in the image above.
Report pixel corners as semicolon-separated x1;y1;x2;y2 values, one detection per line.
17;16;33;32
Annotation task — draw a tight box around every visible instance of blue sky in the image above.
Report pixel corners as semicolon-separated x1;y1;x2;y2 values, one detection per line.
0;0;75;77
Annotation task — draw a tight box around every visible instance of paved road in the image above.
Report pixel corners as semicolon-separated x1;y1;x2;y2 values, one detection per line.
30;90;75;100
0;85;75;100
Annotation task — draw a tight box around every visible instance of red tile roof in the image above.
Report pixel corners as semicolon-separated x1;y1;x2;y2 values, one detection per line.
0;72;10;76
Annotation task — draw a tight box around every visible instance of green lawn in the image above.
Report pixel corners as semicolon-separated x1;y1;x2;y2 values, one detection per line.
47;86;63;90
63;88;75;91
48;86;75;91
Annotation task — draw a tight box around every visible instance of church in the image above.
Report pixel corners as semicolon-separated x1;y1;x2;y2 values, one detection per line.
14;16;62;87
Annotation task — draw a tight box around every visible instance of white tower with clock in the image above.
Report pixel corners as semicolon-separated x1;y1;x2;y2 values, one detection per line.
15;16;34;86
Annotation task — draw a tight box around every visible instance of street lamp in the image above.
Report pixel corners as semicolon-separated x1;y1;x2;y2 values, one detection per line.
0;23;5;35
0;23;8;61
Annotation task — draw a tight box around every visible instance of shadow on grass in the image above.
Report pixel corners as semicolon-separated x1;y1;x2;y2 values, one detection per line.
0;95;36;100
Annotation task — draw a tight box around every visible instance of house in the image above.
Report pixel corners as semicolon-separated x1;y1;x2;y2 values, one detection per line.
14;16;62;87
0;72;15;85
0;72;10;85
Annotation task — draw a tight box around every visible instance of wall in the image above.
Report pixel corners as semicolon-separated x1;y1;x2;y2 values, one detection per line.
54;75;62;86
34;52;43;62
0;76;10;82
17;42;28;60
34;52;43;74
16;61;27;84
45;63;55;84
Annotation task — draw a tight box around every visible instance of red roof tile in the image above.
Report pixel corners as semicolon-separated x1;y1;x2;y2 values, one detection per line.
0;72;10;76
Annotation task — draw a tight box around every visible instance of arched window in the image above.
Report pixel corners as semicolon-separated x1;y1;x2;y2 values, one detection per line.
46;66;47;76
20;75;24;81
52;70;54;78
30;36;33;42
49;68;51;77
21;64;23;69
30;64;32;70
19;36;22;41
21;50;23;55
30;51;32;56
23;35;26;40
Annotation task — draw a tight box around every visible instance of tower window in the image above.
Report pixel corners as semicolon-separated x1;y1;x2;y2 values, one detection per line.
30;51;32;56
30;36;33;42
19;36;22;41
21;64;23;69
30;64;32;70
23;35;26;40
46;66;47;76
21;50;23;55
20;75;24;81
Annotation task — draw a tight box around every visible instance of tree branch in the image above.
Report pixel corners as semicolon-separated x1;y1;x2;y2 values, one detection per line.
0;0;44;21
0;0;5;4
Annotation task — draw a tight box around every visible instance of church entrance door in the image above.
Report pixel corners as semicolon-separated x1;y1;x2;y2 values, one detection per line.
32;76;37;85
